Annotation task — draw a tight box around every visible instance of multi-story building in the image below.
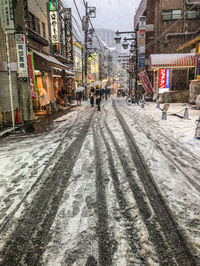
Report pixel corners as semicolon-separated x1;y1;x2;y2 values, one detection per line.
27;0;74;110
0;1;20;125
95;28;115;47
134;0;200;102
73;41;83;90
0;0;75;128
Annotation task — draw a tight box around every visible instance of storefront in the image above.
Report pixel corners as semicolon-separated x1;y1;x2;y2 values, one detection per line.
30;48;74;111
149;53;197;102
53;67;65;102
176;35;200;103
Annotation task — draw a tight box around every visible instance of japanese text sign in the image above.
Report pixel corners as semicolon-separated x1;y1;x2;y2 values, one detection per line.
16;34;28;77
0;0;14;32
50;11;59;44
139;71;153;94
159;69;170;93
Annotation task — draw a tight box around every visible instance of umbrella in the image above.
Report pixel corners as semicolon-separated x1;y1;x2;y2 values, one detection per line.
76;87;85;92
91;81;103;86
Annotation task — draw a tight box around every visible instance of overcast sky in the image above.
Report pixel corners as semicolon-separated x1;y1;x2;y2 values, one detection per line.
66;0;141;32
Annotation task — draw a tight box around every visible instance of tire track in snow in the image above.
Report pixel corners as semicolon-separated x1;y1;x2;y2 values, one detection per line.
120;106;200;193
98;117;150;265
112;100;199;266
101;105;174;265
92;121;114;266
0;112;94;266
0;110;82;236
116;99;200;162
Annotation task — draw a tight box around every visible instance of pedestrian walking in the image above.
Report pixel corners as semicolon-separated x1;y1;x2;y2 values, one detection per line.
104;86;109;100
38;88;50;110
76;91;82;106
89;87;95;107
95;86;102;111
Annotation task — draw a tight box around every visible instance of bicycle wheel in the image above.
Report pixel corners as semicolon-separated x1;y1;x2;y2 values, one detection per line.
126;97;133;105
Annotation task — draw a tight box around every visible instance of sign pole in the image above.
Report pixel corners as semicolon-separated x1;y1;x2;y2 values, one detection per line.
5;31;15;133
135;31;138;102
84;2;89;99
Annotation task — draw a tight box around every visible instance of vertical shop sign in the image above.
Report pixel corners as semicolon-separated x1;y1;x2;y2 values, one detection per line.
65;8;73;64
0;0;14;32
66;77;73;97
16;34;28;77
28;52;37;99
197;57;200;79
138;16;146;69
50;7;59;44
139;71;153;94
159;69;170;93
49;0;57;11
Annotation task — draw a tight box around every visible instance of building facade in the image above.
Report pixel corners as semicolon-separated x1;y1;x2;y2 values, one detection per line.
0;0;75;127
134;0;200;101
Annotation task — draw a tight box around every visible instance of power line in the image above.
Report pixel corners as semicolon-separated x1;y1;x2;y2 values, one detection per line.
80;1;105;54
32;0;112;70
72;0;82;22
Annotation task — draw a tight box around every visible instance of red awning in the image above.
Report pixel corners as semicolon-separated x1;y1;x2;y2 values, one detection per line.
149;53;197;70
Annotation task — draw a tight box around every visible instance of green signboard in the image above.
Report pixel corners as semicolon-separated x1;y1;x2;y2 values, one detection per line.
49;1;57;11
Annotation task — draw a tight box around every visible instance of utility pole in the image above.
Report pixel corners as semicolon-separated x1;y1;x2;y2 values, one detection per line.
5;31;15;133
1;1;15;132
82;45;84;87
14;0;34;131
134;32;138;103
84;2;89;99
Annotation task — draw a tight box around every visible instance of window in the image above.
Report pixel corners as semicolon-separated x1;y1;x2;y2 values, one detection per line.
172;10;182;20
162;10;172;21
35;17;40;35
28;12;40;35
187;10;200;19
42;22;46;38
162;9;182;21
28;13;36;31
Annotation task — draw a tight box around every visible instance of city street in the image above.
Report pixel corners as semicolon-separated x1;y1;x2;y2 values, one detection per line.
0;98;200;265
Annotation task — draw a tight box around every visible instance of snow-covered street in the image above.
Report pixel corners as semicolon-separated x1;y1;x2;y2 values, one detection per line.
0;97;200;265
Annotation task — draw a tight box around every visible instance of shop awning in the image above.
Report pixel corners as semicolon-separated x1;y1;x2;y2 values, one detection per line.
30;48;74;75
149;53;197;70
53;66;74;76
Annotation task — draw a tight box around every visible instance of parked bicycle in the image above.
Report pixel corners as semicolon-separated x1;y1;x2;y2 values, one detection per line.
126;95;136;105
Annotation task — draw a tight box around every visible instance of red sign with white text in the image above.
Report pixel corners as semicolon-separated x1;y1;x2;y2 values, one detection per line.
159;69;170;93
139;71;153;94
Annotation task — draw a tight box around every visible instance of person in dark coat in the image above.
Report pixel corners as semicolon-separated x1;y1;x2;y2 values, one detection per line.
95;86;102;111
104;86;109;100
90;87;95;107
76;91;82;106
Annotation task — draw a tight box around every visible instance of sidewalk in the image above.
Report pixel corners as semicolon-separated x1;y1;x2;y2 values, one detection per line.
0;104;76;138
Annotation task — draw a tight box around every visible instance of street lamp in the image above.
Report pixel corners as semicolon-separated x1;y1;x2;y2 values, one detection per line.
130;41;135;49
115;30;138;101
122;41;129;50
114;32;122;44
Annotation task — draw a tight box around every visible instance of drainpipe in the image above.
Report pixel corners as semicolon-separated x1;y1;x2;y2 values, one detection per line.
164;28;200;45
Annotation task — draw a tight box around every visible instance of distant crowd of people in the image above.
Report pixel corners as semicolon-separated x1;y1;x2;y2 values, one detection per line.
56;84;111;112
89;86;110;111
